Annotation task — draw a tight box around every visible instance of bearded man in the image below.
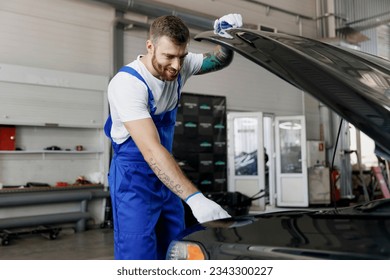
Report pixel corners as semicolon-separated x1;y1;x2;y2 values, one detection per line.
105;14;242;259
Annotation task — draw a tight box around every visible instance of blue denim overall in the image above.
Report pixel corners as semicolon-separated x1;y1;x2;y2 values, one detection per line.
104;66;184;259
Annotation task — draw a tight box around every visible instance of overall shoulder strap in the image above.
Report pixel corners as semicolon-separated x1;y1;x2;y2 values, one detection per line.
119;66;157;114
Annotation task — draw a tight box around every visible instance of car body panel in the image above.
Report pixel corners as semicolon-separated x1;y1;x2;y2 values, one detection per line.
177;199;390;259
195;29;390;158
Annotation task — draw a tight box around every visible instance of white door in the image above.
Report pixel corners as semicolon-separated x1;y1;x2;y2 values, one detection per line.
227;112;265;211
275;116;309;207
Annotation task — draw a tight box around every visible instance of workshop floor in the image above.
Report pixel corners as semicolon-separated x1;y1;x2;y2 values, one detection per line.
0;227;114;260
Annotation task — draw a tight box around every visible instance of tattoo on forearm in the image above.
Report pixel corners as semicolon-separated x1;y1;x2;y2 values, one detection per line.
148;158;184;195
198;46;233;74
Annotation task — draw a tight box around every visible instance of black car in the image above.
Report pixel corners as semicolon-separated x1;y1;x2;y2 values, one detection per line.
166;28;390;260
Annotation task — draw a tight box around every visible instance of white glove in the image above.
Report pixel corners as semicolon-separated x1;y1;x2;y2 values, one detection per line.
213;13;243;39
186;192;231;223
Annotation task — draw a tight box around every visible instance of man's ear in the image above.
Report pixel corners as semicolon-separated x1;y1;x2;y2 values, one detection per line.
146;39;154;54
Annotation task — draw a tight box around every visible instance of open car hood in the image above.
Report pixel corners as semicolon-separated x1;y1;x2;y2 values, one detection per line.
195;29;390;158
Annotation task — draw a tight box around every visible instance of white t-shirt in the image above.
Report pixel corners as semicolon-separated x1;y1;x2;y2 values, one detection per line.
108;52;203;144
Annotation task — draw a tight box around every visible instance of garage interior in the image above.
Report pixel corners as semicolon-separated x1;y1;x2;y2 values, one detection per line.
0;0;389;259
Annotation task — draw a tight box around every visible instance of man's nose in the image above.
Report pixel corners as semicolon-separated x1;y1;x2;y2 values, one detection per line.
171;57;181;70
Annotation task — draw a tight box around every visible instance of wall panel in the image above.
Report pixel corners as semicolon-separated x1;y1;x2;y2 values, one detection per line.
334;0;390;55
0;0;114;75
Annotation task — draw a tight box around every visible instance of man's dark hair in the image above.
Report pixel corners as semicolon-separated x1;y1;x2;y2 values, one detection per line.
149;15;190;45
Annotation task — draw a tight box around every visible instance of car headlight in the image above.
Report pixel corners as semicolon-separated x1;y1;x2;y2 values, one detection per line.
166;241;208;260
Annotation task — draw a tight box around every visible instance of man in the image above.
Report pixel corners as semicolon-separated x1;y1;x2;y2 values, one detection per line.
105;14;242;260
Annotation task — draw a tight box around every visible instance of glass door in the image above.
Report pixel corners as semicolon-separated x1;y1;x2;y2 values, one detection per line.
227;112;265;210
275;116;308;207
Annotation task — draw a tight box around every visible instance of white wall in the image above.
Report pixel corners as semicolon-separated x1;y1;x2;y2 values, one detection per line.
0;0;113;75
0;0;112;186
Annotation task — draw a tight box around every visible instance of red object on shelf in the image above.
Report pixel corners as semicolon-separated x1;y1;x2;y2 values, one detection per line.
0;126;16;150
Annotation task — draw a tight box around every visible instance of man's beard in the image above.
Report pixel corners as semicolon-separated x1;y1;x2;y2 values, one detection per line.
151;54;178;81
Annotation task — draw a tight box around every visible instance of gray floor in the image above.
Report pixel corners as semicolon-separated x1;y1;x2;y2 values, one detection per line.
0;227;114;260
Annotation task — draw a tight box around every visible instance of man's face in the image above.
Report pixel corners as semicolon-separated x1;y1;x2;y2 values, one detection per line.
150;36;188;81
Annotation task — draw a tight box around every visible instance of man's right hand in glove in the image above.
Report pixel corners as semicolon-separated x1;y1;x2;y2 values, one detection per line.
185;191;231;223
